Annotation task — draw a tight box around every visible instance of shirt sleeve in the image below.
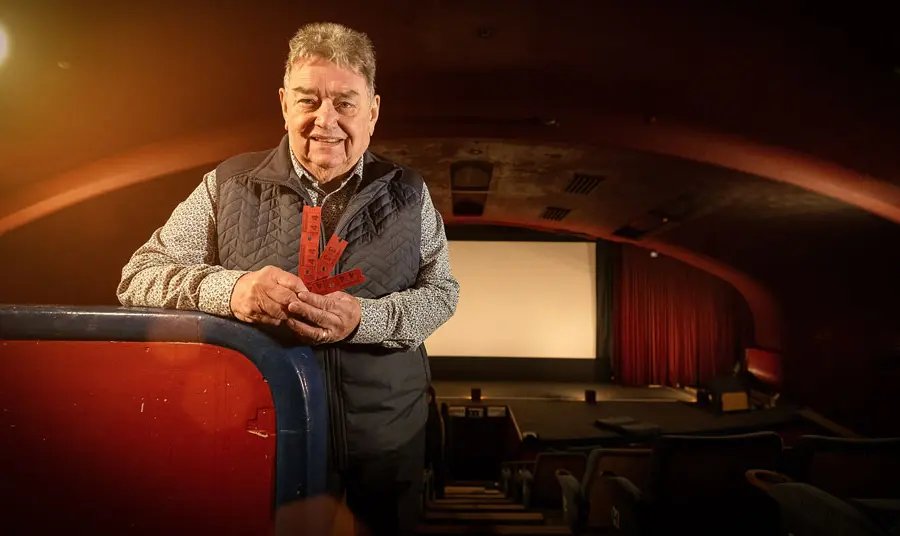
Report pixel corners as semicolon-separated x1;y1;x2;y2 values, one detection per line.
116;170;249;317
347;183;460;350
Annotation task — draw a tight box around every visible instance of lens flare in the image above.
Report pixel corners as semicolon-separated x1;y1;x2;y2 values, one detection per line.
0;23;9;69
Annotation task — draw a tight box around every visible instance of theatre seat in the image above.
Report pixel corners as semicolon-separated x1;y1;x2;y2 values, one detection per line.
747;474;900;536
519;452;587;509
605;432;783;536
789;435;900;500
556;448;651;533
501;460;536;500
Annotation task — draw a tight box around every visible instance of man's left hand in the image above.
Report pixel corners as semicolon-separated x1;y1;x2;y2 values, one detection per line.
286;291;361;344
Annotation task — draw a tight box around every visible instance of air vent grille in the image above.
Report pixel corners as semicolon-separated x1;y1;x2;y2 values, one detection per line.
564;173;605;195
540;207;571;221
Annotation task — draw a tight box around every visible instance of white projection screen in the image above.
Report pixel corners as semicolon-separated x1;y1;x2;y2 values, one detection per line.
424;241;597;358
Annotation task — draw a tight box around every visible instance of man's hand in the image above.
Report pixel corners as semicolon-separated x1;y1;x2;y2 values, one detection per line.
230;266;308;326
286;291;361;344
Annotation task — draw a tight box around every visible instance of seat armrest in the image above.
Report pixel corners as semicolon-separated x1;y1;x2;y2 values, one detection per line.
557;470;584;530
501;461;534;498
501;467;513;496
770;483;886;536
420;469;433;513
746;469;794;493
604;475;646;536
520;469;535;509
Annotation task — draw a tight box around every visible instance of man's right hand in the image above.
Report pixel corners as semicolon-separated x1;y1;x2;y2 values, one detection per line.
230;266;308;326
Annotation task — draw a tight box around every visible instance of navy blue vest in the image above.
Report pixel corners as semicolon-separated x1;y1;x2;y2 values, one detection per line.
215;135;429;465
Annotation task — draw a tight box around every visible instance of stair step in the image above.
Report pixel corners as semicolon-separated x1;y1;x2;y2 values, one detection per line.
449;481;498;488
423;512;544;524
432;498;515;505
445;486;501;495
417;524;571;535
438;494;510;501
429;503;526;511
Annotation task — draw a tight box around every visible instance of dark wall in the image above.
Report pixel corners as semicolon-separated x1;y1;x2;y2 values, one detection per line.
777;245;900;437
428;356;597;384
445;225;591;242
0;167;207;306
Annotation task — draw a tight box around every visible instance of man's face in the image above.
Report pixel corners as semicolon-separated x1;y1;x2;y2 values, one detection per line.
279;56;380;183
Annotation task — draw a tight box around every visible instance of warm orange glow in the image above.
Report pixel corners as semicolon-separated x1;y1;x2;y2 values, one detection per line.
0;120;278;236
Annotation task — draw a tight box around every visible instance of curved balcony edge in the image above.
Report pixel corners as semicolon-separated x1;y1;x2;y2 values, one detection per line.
0;304;327;508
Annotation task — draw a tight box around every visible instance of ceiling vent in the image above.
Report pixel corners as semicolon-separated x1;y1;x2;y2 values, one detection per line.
612;225;647;240
540;207;571;221
612;213;667;240
564;173;605;195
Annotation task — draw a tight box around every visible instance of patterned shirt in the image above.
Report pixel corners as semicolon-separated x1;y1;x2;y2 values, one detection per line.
116;149;459;350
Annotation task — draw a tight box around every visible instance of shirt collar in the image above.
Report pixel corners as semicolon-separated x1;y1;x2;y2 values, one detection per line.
288;144;365;194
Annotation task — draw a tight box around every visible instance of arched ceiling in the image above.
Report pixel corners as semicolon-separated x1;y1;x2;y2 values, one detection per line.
1;0;899;351
2;0;898;187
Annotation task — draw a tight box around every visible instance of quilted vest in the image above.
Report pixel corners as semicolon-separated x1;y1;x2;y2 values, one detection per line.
214;135;430;466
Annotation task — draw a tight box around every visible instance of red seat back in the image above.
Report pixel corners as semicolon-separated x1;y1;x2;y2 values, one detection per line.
585;448;651;528
0;340;276;535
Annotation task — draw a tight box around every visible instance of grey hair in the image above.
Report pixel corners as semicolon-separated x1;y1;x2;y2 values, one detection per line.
283;22;376;97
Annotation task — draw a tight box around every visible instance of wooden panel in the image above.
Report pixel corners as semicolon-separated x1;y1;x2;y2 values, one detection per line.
439;494;514;501
429;503;526;511
432;497;515;505
446;486;492;494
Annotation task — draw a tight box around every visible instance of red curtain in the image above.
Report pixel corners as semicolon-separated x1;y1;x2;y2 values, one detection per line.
613;244;752;387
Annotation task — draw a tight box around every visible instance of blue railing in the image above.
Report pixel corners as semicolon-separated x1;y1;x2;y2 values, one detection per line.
0;305;328;508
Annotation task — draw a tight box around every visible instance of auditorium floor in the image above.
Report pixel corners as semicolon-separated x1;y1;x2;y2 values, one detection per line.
431;381;692;402
432;381;801;444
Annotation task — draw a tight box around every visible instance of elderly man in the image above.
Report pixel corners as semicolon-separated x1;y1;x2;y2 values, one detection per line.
117;22;459;536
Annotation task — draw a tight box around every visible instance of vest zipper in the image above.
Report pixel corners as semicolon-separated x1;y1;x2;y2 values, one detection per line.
308;194;349;471
320;201;347;470
285;191;347;472
323;180;393;469
324;347;348;471
332;179;391;239
331;347;349;470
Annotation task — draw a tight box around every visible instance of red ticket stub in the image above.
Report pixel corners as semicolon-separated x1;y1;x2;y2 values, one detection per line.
314;235;348;281
307;269;366;295
299;206;322;282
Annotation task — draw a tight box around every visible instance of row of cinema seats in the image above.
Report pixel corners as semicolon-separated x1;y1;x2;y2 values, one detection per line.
500;432;900;536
